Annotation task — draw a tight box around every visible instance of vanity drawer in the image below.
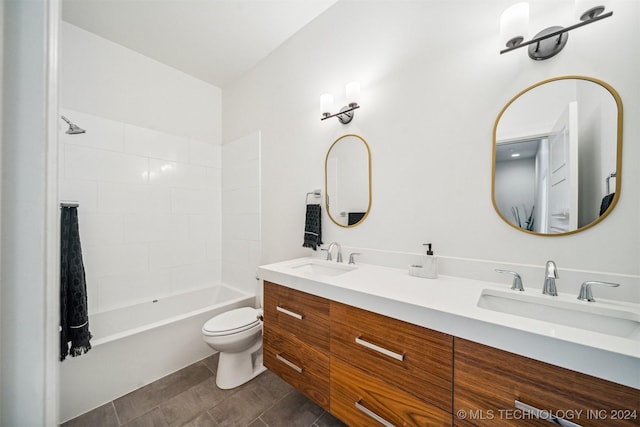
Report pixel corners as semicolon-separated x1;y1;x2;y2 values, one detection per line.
330;356;452;427
330;301;453;412
454;338;640;427
263;324;330;410
264;281;330;351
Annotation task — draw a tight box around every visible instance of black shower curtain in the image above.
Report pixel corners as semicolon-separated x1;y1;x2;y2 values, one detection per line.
60;206;92;361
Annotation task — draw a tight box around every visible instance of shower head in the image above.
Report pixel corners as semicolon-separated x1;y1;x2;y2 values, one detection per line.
61;116;86;134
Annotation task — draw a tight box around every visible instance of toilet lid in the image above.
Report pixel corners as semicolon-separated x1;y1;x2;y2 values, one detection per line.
203;307;261;335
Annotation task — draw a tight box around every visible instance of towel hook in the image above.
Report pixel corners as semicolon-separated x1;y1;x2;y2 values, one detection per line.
305;189;321;205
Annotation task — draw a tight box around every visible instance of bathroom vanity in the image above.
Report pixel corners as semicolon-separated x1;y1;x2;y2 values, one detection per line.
258;258;639;426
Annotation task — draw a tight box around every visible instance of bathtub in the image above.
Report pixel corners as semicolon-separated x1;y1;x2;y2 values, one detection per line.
59;284;255;423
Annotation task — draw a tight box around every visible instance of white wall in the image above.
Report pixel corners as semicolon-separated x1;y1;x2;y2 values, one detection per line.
223;0;640;300
221;132;261;296
1;1;59;425
59;109;222;313
61;22;222;144
495;157;536;228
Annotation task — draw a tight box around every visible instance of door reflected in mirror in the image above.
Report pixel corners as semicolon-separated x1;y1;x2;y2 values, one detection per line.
325;134;371;227
493;76;622;236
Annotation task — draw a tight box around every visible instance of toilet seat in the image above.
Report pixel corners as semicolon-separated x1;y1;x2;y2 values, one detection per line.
202;307;261;337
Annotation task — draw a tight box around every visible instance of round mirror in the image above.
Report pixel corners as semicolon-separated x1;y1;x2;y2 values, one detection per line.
325;134;372;227
493;76;622;235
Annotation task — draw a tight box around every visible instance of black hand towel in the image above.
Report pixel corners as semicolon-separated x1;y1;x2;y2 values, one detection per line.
302;204;323;250
60;206;92;361
599;193;615;216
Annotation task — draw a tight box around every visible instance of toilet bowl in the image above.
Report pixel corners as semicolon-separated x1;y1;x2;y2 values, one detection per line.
201;306;267;389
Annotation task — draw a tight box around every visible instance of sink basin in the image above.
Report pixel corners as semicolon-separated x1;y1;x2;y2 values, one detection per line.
289;259;356;277
477;288;640;339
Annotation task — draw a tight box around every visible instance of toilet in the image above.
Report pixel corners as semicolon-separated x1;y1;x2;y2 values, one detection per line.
201;306;267;389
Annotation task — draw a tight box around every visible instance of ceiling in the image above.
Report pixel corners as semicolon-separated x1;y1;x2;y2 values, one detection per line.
495;139;542;162
62;0;339;88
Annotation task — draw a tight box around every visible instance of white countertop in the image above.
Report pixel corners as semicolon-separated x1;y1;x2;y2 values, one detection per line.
257;257;640;389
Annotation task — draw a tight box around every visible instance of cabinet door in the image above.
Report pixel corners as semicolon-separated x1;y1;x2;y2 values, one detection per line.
263;324;330;410
264;281;330;351
331;357;452;427
454;338;639;427
331;301;453;412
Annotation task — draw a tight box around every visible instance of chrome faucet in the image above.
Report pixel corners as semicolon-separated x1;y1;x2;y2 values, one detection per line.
577;281;620;302
325;242;343;263
542;260;558;296
348;252;361;265
495;269;525;291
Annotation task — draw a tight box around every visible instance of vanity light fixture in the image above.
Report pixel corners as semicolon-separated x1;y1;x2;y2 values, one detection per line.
499;1;613;60
320;81;360;124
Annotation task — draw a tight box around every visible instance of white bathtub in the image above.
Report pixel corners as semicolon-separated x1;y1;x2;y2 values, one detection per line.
59;284;255;423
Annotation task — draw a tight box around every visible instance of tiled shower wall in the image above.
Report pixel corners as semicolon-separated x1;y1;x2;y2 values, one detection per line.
221;132;261;297
59;109;222;314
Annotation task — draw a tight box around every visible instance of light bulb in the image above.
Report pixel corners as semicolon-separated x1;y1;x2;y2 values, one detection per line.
500;3;530;48
346;82;360;107
320;93;334;117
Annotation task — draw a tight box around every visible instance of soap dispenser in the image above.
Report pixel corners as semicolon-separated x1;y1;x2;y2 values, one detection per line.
422;243;438;279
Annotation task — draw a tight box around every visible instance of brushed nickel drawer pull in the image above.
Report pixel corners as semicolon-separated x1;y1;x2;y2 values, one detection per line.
515;400;582;427
276;354;303;373
276;305;304;320
355;336;405;361
355;400;395;427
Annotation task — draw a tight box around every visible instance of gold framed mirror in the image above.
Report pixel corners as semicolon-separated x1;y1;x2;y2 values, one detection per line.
492;76;623;236
325;134;372;228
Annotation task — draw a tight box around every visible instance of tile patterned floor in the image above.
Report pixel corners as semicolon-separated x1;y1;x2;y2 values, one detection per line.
62;354;346;427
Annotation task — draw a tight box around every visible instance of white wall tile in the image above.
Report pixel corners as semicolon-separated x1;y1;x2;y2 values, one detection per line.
148;159;206;189
124;214;189;243
221;239;250;265
221;161;248;191
59;179;98;213
83;243;148;277
171;188;217;214
98;183;172;214
170;263;219;293
205;239;222;265
221;132;260;294
237;214;260;241
204;167;222;191
188;214;221;242
60;113;225;312
80;213;125;246
65;145;148;184
149;239;206;270
60;109;125;152
124;124;189;162
97;271;172;311
224;187;259;215
189;140;221;168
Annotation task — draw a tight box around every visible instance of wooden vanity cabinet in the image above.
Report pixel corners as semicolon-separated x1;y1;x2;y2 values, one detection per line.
263;281;454;425
263;281;638;427
330;302;453;426
263;281;330;409
330;356;451;427
263;280;329;351
454;338;640;427
331;302;453;411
